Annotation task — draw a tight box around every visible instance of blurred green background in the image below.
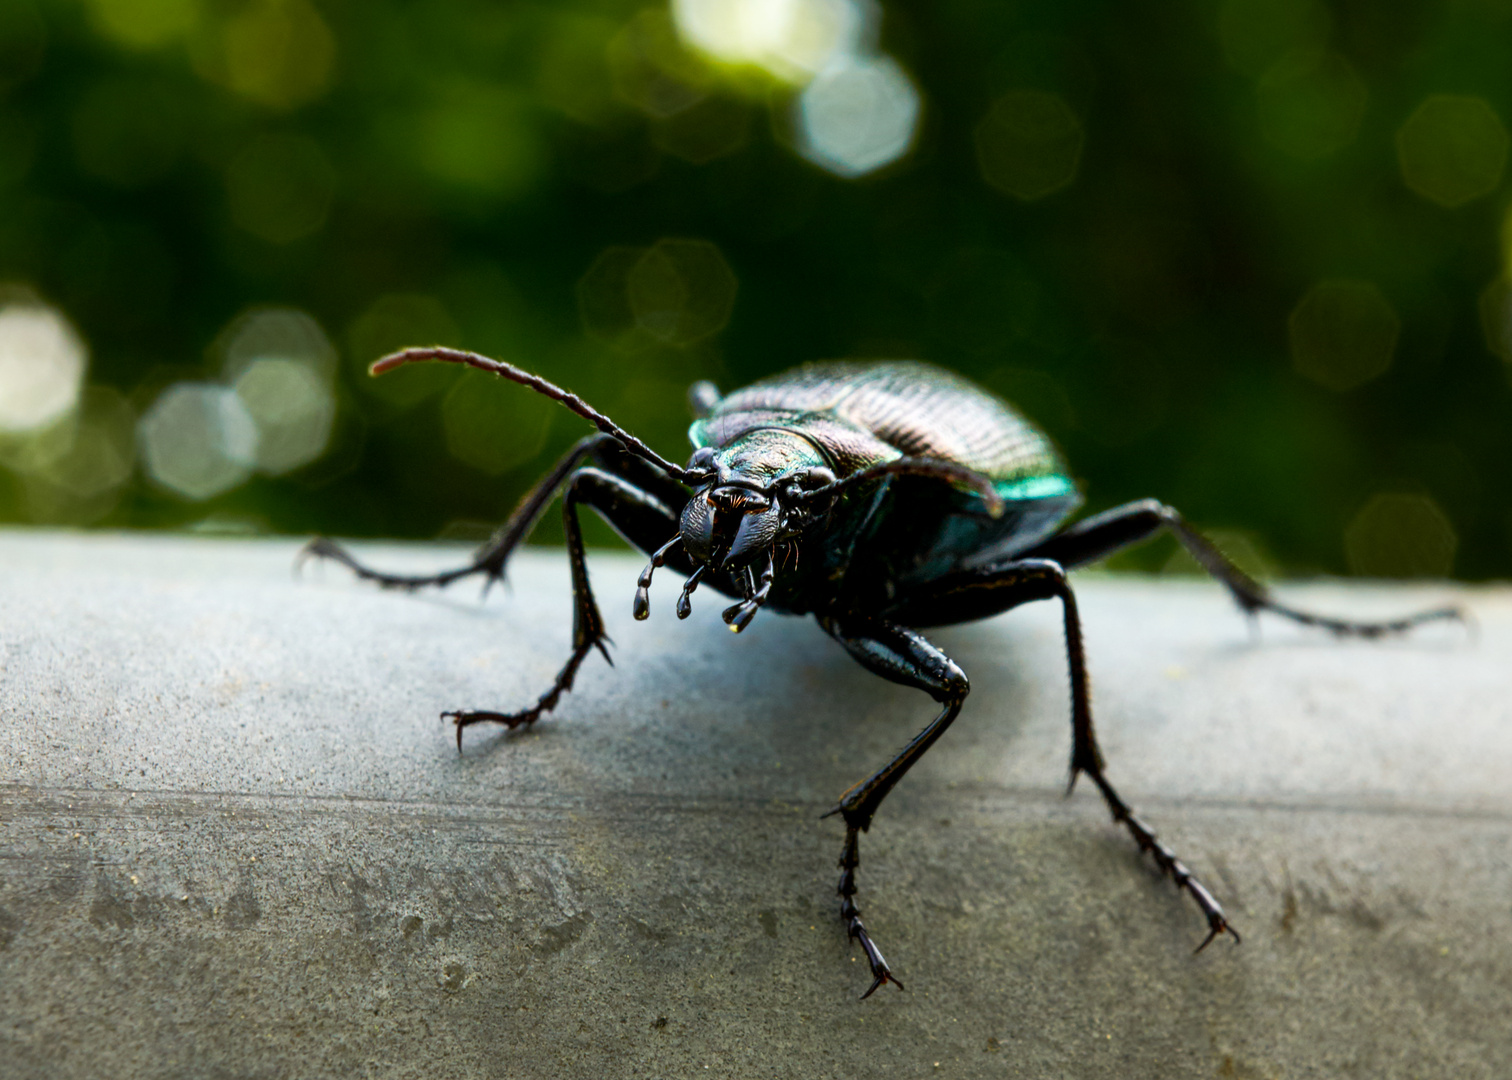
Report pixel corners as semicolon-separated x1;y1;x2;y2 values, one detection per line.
1;0;1510;580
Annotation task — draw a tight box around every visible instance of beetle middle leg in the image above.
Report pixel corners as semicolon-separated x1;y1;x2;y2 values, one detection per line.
882;558;1240;952
1019;498;1462;636
819;616;971;998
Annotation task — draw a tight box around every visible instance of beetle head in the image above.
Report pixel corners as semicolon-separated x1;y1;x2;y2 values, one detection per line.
679;431;836;571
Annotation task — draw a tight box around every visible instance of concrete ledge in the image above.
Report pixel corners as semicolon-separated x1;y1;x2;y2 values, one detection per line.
1;530;1508;1078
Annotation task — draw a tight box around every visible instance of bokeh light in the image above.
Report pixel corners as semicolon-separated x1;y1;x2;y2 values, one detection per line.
1256;51;1365;160
215;0;335;111
19;386;135;524
975;90;1084;201
672;0;871;85
610;9;712;119
138;383;258;500
411;82;543;198
3;0;1510;578
578;239;737;349
219;306;337;384
1217;0;1330;78
232;359;334;475
216;307;337;475
1396;94;1509;209
0;301;87;434
1344;493;1458;578
86;0;196;51
1288;280;1399;391
796;53;918;178
1477;276;1512;367
225;133;336;245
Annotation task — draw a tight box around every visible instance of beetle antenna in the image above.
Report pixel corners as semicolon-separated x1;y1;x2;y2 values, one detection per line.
794;457;1005;517
634;535;683;621
676;564;707;620
371;347;709;484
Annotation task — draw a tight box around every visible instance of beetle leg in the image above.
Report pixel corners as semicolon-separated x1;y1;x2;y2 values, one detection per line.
300;433;641;594
881;558;1241;951
818;616;971;998
442;467;698;746
1020;499;1463;637
838;826;902;999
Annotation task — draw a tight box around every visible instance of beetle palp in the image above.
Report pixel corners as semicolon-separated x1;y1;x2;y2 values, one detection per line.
676;564;706;620
633;535;683;621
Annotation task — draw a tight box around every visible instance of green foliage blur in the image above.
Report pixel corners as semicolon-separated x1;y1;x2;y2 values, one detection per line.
2;0;1510;580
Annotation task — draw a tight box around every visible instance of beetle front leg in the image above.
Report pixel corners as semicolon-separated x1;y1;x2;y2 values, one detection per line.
445;466;683;747
820;616;971;998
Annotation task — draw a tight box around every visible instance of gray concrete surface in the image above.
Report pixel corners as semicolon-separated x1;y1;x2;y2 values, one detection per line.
0;528;1508;1079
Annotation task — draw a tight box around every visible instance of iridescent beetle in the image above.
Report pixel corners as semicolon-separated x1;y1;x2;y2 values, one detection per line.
305;348;1459;998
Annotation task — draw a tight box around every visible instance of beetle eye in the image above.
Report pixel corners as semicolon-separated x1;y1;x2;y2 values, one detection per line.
686;447;716;475
791;467;836;493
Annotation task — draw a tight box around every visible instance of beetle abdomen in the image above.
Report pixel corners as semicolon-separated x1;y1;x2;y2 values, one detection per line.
713;361;1065;486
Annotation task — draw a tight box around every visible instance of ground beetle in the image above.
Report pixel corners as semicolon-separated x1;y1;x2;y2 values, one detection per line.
305;347;1460;999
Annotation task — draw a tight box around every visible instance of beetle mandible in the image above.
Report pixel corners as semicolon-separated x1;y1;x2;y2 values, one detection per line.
304;347;1460;999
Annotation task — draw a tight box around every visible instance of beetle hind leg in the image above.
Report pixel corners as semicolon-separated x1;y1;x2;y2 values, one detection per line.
1082;770;1239;951
882;558;1240;950
1020;499;1463;638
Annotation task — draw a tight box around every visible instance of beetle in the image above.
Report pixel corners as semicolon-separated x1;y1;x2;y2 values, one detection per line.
305;347;1460;999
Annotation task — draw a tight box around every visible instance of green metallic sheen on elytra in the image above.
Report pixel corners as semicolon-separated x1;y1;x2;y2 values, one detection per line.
993;474;1078;501
691;360;1071;489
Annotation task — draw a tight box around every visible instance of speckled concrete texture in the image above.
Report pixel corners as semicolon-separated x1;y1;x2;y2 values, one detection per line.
1;529;1507;1079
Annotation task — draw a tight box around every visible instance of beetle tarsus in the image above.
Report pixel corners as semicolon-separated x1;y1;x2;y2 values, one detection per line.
1252;596;1464;640
1085;770;1241;950
446;631;608;749
1021;499;1465;642
837;826;904;999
